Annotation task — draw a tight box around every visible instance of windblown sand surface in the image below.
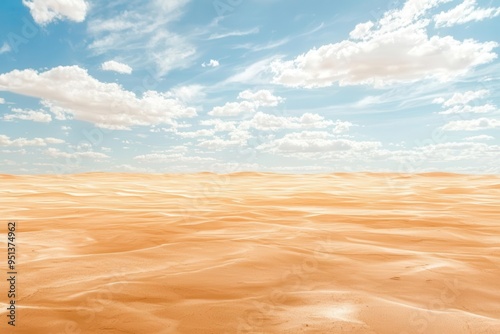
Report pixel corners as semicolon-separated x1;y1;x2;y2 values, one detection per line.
1;172;499;333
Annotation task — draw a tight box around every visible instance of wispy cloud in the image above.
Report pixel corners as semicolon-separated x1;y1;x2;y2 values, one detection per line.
87;0;196;76
234;38;290;52
0;42;11;54
465;135;494;141
208;27;259;40
435;0;500;28
222;56;278;84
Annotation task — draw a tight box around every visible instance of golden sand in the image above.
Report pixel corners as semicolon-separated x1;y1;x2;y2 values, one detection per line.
1;173;499;333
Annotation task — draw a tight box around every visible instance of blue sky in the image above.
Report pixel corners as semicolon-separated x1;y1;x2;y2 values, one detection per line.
0;0;499;174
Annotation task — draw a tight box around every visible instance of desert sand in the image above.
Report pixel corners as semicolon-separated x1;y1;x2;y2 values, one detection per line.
1;172;499;333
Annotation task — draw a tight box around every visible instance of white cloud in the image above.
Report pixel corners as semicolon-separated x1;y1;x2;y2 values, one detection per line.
271;0;498;88
434;0;500;27
242;111;352;133
61;125;71;135
207;162;261;173
209;100;256;117
440;89;489;106
349;21;375;40
0;66;197;129
88;0;196;76
0;42;11;54
134;153;216;163
234;38;290;52
0;97;5;104
266;165;331;173
0;135;64;147
441;118;500;131
208;89;284;117
258;131;382;153
22;0;88;25
45;137;65;144
224;56;277;84
416;142;500;160
166;85;205;103
3;108;52;123
252;139;500;173
437;104;496;115
380;142;500;171
208;27;259;40
237;90;284;107
174;129;215;138
247;112;320;131
200;119;237;132
202;59;220;68
45;147;109;160
464;135;494;141
101;60;133;74
432;97;446;104
434;89;497;114
332;120;354;134
197;137;246;150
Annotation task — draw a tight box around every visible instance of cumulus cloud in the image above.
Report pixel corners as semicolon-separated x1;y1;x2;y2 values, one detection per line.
197;136;249;150
241;111;352;133
166;85;205;103
209;101;255;117
434;90;499;132
270;0;498;88
0;135;64;147
0;97;5;104
437;104;496;115
0;66;197;129
434;0;500;27
209;90;284;117
237;90;284;107
192;126;254;150
202;59;220;68
174;129;215;138
433;89;497;115
101;60;133;74
258;131;381;153
45;147;109;160
437;89;489;106
464;135;494;141
200;119;237;132
384;142;500;173
441;118;500;131
416;142;500;162
3;108;52;123
22;0;88;25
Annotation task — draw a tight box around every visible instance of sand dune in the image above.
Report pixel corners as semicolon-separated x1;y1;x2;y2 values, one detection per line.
1;173;499;333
